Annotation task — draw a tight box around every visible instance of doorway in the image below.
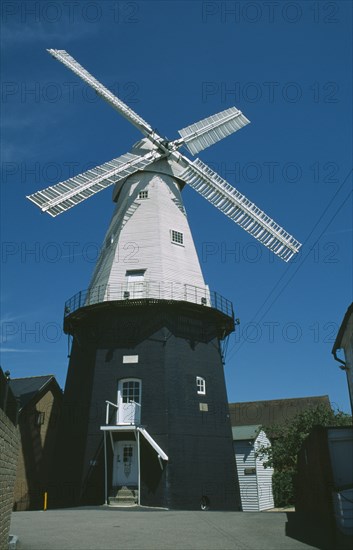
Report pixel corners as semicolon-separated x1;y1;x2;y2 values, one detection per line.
126;269;146;299
113;440;138;486
117;378;141;425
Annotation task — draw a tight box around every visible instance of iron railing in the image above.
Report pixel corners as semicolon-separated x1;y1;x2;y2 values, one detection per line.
105;400;141;426
64;281;234;319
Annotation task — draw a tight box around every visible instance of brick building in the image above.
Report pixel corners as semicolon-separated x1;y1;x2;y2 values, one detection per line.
9;375;62;511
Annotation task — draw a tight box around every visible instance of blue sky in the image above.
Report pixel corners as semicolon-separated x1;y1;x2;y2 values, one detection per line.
1;1;352;413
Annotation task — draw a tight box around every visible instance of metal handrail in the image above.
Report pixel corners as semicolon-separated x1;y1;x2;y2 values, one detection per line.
64;280;234;320
105;400;118;425
105;400;142;425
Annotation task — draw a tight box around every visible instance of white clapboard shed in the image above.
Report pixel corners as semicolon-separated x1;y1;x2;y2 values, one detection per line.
233;425;274;511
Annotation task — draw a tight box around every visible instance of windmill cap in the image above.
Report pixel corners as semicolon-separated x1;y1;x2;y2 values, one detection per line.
112;139;186;202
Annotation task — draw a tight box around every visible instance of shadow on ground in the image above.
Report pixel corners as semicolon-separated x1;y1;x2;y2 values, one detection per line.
286;512;352;550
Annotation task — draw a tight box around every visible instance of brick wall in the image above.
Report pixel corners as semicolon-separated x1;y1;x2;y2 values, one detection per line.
0;406;19;550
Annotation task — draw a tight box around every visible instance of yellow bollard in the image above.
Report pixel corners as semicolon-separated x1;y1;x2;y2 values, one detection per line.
43;492;48;511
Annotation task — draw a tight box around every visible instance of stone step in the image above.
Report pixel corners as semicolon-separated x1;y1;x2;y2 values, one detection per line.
110;485;138;496
109;498;136;505
109;485;138;506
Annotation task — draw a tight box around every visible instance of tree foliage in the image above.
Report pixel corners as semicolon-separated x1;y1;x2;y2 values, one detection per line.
256;404;352;506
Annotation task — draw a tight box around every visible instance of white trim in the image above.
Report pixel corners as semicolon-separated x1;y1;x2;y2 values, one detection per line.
170;229;184;246
138;427;169;461
101;425;138;431
123;355;139;364
100;425;169;461
196;376;206;395
137;430;141;505
103;431;108;504
117;378;142;425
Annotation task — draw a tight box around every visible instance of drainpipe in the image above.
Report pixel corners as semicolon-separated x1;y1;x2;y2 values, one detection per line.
333;349;347;371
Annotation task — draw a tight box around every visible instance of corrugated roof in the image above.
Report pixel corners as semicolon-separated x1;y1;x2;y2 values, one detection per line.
232;424;262;441
9;375;55;409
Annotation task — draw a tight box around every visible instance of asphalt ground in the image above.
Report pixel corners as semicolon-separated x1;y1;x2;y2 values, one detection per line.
9;506;321;550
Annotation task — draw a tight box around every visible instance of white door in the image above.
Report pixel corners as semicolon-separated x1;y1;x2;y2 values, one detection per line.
126;269;145;299
113;441;138;486
117;379;141;425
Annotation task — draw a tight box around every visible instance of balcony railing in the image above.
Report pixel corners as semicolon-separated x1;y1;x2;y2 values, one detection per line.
105;400;141;426
64;281;234;319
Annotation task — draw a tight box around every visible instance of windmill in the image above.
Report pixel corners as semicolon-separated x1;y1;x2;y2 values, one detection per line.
27;50;301;510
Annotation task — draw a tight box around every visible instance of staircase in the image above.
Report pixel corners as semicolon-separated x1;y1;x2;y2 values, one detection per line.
109;486;138;506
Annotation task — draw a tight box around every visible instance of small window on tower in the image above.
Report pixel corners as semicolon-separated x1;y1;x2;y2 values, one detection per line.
171;230;184;245
196;376;206;395
126;269;146;279
138;190;148;199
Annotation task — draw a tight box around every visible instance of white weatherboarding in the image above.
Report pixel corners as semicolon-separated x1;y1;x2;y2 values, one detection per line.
27;50;301;296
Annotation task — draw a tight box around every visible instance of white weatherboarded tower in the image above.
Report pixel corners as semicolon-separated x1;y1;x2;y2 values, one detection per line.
28;50;301;510
88;140;207;302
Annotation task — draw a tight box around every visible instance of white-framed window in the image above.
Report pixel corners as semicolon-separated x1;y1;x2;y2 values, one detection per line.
117;378;142;424
120;379;141;404
196;376;206;395
138;190;148;199
171;230;184;245
125;269;145;280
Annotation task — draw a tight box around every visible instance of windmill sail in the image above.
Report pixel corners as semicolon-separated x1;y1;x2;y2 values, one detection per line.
178;157;301;261
27;150;163;217
178;107;250;155
27;49;301;260
47;49;156;140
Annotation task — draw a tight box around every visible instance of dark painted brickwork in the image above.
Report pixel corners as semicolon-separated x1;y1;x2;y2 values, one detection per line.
53;302;240;510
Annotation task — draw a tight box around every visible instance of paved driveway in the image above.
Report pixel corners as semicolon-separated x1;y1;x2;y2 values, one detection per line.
10;506;319;550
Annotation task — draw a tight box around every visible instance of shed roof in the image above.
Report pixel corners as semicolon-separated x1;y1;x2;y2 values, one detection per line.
9;375;56;409
232;424;262;441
